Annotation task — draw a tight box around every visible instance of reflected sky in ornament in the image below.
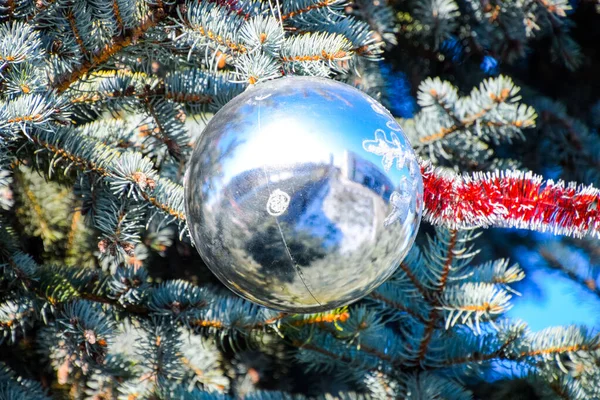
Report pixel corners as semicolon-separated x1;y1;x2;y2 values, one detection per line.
210;81;412;196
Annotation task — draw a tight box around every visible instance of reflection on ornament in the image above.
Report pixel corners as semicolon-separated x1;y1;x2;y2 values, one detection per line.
384;190;411;227
184;76;424;313
266;189;291;216
362;129;417;172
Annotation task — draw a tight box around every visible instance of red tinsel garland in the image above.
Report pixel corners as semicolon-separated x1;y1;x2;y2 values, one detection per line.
420;159;600;238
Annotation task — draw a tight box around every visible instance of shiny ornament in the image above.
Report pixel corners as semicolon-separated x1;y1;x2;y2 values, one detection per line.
184;76;423;313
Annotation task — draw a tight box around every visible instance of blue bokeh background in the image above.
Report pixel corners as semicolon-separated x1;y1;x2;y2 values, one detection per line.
507;232;600;331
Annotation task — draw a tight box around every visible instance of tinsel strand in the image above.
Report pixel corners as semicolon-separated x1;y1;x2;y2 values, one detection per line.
420;159;600;238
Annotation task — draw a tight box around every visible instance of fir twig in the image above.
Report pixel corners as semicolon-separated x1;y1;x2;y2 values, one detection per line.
53;7;167;92
417;229;458;362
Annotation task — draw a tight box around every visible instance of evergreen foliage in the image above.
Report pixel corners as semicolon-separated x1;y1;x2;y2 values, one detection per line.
0;0;599;398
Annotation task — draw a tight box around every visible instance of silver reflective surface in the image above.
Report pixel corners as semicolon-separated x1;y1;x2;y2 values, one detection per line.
185;76;423;313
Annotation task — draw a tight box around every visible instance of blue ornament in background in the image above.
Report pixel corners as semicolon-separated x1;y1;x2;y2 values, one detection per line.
480;55;499;76
379;62;417;119
184;76;423;313
440;36;464;64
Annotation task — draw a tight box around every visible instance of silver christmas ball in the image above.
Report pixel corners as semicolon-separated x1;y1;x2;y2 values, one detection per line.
185;76;423;313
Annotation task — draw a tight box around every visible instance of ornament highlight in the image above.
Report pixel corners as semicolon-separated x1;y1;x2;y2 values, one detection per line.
184;76;423;313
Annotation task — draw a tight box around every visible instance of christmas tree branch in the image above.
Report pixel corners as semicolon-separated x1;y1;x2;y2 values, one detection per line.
281;0;343;21
368;291;428;324
27;0;56;19
398;261;429;299
421;159;600;238
0;362;49;399
440;331;521;368
0;241;149;317
358;344;395;364
190;314;284;331
282;32;353;62
284;9;383;60
416;229;458;362
69;69;241;117
182;24;248;54
3;0;16;19
418;109;524;145
317;319;399;364
164;69;244;111
287;311;349;327
531;99;600;184
352;0;398;47
405;76;537;165
542;110;600;170
179;1;249;55
537;245;600;300
65;10;88;55
291;337;389;372
77;291;149;315
193;309;351;333
517;342;600;358
20;128;187;224
53;7;167;93
292;340;352;363
139;97;188;161
69;70;164;105
289;308;404;371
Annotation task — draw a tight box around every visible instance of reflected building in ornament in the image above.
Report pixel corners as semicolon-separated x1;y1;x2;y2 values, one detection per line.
214;150;400;294
341;150;395;201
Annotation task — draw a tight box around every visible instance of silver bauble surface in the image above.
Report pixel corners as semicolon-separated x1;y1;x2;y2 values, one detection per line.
185;76;423;313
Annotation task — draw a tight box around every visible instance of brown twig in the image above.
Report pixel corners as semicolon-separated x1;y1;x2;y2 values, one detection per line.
399;261;429;300
281;0;338;21
418;88;532;144
416;229;458;361
368;291;428;324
